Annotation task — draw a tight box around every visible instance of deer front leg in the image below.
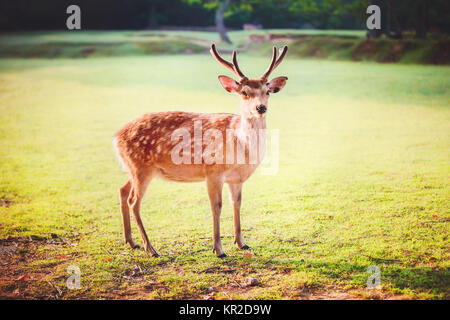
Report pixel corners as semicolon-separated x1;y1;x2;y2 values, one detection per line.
228;183;249;250
206;177;225;257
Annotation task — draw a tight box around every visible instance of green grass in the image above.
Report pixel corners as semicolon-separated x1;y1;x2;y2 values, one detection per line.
1;30;363;58
0;51;449;299
0;29;366;44
1;30;448;65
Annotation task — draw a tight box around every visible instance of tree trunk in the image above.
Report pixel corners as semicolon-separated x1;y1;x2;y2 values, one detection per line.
319;13;331;29
388;0;403;39
386;0;392;35
216;0;232;44
148;2;157;29
385;0;402;39
415;0;428;39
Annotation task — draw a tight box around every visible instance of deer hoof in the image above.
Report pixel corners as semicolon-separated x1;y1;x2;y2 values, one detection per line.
241;245;250;250
151;252;160;258
132;244;142;250
217;253;227;258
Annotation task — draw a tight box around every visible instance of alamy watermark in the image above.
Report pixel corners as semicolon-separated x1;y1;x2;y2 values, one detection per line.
66;264;81;289
66;5;81;30
366;265;381;289
169;122;279;175
366;5;381;30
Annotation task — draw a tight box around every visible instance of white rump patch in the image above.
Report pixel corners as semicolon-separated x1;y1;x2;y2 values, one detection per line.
112;137;129;173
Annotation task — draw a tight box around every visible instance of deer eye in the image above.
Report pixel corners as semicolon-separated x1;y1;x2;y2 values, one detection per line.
241;91;248;97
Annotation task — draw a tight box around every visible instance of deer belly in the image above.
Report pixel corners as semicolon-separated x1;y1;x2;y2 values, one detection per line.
154;164;206;182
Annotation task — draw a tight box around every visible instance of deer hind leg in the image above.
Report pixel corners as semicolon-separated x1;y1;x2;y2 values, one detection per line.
228;183;249;250
119;180;140;249
206;177;226;257
128;168;159;257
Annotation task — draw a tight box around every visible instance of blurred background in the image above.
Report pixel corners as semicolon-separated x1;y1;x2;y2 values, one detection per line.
0;0;449;63
0;1;449;300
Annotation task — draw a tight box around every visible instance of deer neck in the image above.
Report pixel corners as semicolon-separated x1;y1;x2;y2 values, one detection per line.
235;105;267;165
238;106;266;136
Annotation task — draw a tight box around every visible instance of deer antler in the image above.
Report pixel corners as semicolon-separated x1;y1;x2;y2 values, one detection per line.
210;44;247;81
261;45;288;80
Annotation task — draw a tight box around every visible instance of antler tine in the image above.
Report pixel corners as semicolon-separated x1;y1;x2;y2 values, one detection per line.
261;45;288;80
210;44;246;80
274;45;288;69
261;46;277;80
232;50;246;79
210;44;234;72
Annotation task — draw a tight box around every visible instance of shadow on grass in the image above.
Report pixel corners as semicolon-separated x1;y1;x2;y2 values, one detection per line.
168;246;449;297
260;257;447;296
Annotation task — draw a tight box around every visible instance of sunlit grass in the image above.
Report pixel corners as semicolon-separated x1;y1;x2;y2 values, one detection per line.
0;29;366;59
1;30;445;65
0;54;449;299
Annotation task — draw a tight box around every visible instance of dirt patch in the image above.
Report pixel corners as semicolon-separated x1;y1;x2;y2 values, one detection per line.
298;288;368;300
82;46;96;58
0;197;12;207
0;236;68;300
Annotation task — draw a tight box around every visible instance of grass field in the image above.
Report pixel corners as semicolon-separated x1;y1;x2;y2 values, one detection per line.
0;29;365;59
0;35;449;299
1;30;447;64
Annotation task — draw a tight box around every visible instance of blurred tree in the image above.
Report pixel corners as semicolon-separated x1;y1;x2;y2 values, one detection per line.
216;0;233;43
348;0;449;39
0;0;449;35
414;0;428;38
147;0;161;27
183;0;254;43
289;0;348;29
248;0;297;28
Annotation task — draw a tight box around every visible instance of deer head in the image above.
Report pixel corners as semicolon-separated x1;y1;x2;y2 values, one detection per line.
210;44;288;119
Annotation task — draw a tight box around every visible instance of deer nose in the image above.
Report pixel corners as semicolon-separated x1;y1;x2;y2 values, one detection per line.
256;105;267;114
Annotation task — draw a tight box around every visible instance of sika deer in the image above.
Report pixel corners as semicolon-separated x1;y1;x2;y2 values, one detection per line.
113;44;288;257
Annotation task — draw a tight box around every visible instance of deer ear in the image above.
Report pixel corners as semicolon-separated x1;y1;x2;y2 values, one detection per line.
268;76;288;93
218;75;240;93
